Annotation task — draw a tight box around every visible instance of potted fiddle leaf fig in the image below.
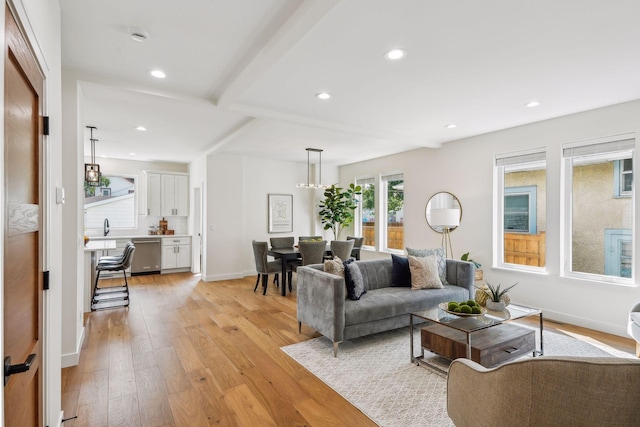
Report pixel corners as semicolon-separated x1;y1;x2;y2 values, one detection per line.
319;183;362;240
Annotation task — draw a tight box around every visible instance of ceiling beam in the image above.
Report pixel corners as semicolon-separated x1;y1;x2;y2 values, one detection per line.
215;0;341;108
204;117;259;156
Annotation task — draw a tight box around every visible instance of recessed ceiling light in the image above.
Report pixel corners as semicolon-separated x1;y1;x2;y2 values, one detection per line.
445;124;457;129
384;48;407;61
136;126;147;131
149;69;166;79
526;100;540;107
316;92;331;100
129;28;149;43
129;152;136;156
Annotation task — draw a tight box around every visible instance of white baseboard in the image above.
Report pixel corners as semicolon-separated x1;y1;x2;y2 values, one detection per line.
61;326;85;368
202;272;244;282
543;308;627;337
56;410;64;427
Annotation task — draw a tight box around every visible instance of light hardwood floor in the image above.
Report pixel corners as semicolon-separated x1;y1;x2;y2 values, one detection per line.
62;273;636;426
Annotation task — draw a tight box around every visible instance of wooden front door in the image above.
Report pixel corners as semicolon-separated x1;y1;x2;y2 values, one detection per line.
3;5;44;426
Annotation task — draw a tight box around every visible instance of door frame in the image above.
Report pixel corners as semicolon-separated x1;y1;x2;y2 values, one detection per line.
192;182;203;274
2;1;53;425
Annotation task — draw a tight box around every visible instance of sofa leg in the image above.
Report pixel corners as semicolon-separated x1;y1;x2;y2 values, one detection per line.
333;342;341;357
298;321;302;334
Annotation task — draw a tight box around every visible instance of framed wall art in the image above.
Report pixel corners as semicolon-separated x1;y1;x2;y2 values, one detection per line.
268;194;293;233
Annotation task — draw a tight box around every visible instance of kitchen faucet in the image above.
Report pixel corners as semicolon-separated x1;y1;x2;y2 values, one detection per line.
104;218;110;236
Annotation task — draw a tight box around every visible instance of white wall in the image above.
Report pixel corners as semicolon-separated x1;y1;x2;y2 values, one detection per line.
201;153;336;281
341;99;640;337
5;0;63;425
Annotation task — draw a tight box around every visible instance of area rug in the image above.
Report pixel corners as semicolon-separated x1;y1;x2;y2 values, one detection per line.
281;326;634;427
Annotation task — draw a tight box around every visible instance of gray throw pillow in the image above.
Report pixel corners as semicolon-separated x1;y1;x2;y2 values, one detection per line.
406;247;448;285
344;258;366;300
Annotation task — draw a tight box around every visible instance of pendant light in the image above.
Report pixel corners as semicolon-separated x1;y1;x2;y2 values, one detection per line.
85;126;101;186
297;148;329;189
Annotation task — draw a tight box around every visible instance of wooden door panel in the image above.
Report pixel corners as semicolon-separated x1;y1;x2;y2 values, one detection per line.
4;5;44;426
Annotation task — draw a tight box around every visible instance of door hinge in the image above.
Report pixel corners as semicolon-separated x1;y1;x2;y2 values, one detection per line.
43;270;50;290
43;116;50;136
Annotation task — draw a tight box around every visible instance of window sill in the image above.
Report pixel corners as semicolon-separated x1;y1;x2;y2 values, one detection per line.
491;264;548;276
561;272;636;288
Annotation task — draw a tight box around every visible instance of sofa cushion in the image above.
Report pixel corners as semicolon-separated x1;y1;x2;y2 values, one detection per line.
409;255;443;290
391;254;411;287
344;285;469;326
324;256;344;277
344;258;366;300
406;247;448;285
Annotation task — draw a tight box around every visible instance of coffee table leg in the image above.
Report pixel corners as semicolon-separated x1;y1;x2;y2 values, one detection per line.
539;312;544;356
410;314;415;363
466;332;471;359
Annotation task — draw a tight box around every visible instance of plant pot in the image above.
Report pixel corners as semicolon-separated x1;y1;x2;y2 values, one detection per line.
474;269;484;281
486;300;506;311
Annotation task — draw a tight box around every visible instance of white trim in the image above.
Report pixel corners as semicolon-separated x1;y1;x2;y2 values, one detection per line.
203;272;244;282
61;326;85;368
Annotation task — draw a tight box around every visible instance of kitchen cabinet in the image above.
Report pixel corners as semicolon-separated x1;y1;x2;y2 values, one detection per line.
161;174;188;216
145;171;189;216
162;237;191;270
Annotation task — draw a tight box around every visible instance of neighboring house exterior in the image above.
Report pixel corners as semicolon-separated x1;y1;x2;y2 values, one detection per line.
84;176;136;229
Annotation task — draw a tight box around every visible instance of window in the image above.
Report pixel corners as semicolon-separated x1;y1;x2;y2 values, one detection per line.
356;177;375;248
382;173;404;251
84;174;136;229
504;186;537;234
614;158;633;197
495;150;546;269
562;136;634;282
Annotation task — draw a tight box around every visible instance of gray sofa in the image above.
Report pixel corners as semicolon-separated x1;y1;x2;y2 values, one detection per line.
297;257;475;356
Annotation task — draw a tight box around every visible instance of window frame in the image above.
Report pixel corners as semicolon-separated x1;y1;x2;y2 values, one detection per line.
493;149;547;273
561;134;635;285
614;158;633;198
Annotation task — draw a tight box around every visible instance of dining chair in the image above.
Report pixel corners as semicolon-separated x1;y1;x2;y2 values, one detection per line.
298;240;328;266
298;235;322;242
252;240;289;295
92;244;135;310
347;236;364;260
270;236;295;248
331;239;355;262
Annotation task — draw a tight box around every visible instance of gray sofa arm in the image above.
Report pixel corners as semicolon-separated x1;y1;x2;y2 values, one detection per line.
297;265;346;344
445;259;475;299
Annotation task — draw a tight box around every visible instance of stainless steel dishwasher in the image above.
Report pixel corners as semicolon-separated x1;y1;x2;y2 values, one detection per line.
131;238;162;275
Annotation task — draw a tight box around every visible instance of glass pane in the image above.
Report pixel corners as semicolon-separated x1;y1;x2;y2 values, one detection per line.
504;194;529;232
503;168;546;268
84;175;136;229
386;179;404;250
572;158;632;277
623;173;633;192
361;183;375;247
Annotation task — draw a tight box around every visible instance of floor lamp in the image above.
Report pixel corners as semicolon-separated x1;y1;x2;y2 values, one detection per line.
430;208;460;259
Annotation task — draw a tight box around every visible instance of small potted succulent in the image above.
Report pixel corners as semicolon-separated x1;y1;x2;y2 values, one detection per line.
476;282;517;311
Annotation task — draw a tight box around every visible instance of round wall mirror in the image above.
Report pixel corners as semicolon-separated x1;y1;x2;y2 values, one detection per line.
425;192;462;233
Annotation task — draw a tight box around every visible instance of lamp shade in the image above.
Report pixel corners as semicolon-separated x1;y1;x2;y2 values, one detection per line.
429;208;460;227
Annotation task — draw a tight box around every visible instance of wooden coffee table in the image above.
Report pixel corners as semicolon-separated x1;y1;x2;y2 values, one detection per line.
410;304;543;373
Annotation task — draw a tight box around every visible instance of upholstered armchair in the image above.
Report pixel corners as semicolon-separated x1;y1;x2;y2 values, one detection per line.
447;356;640;427
628;302;640;357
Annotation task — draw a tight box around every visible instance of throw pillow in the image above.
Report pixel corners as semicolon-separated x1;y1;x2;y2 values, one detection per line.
406;247;448;285
344;258;366;300
408;255;443;290
391;254;411;287
324;256;344;278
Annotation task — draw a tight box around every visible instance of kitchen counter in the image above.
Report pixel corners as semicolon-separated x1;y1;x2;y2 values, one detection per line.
88;234;191;240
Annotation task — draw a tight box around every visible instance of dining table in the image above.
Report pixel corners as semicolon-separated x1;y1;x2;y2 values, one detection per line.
268;244;361;296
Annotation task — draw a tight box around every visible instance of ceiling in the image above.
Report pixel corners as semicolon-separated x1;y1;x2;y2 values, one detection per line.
61;0;640;166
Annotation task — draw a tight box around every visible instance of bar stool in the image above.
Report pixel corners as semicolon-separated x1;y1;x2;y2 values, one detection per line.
91;244;135;310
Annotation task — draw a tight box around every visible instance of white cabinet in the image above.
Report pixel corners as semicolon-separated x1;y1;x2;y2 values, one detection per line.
162;237;191;270
145;172;189;216
146;173;162;216
161;174;188;216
